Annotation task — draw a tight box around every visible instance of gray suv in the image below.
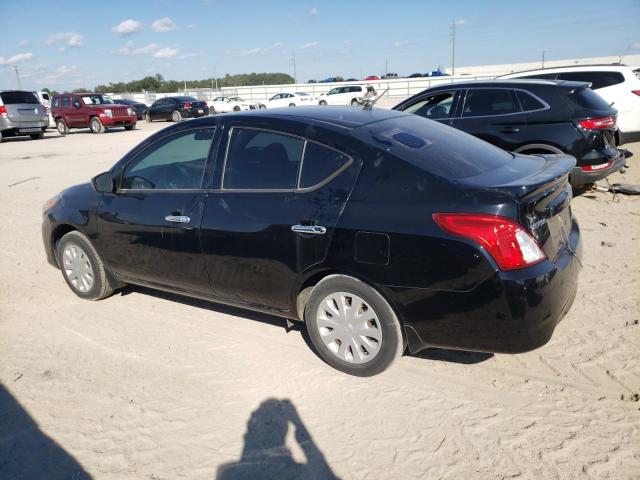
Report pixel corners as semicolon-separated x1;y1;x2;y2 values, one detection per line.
0;90;49;142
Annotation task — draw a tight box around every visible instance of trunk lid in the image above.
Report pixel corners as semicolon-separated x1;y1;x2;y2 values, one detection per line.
460;154;576;261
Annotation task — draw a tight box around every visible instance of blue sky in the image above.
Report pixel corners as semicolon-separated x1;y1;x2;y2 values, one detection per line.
1;0;638;91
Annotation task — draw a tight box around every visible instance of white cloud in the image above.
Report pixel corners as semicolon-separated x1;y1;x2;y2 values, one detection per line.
44;64;78;81
45;32;84;50
114;42;158;56
152;17;177;33
179;52;201;59
111;19;143;36
392;40;410;48
300;41;318;49
0;52;34;66
19;39;31;48
309;7;318;17
454;19;467;26
153;47;180;59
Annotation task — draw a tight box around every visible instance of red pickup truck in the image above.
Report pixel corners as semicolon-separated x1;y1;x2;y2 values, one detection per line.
51;93;137;135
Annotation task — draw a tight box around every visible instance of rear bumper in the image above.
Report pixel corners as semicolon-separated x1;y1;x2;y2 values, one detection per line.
570;148;631;185
182;107;210;118
0;116;48;133
398;216;582;355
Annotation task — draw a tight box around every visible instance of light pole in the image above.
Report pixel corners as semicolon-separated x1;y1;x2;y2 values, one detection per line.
451;22;456;76
14;65;22;89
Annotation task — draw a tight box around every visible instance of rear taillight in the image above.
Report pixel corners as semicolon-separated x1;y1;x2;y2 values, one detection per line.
184;102;191;109
433;213;546;270
579;116;616;130
632;90;640;97
0;105;7;116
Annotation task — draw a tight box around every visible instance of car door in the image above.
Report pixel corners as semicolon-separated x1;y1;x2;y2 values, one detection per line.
66;96;85;127
453;88;528;151
398;90;461;128
199;123;360;312
96;127;217;292
149;99;163;120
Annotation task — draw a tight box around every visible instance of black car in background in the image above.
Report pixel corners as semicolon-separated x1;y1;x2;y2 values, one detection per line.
393;80;629;186
117;99;148;120
146;96;209;122
42;107;581;376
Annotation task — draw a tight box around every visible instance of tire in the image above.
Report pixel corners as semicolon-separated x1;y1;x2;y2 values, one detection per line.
0;130;3;143
304;275;404;376
233;106;241;112
319;100;327;106
289;103;296;107
57;231;115;301
30;132;44;140
146;113;152;123
56;118;68;136
351;99;359;106
124;123;136;131
171;110;182;122
90;117;105;134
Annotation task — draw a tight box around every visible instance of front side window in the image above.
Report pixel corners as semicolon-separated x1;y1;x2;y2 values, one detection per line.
223;128;304;189
463;89;518;117
404;92;455;119
121;128;214;190
328;88;339;95
300;142;351;188
270;94;281;101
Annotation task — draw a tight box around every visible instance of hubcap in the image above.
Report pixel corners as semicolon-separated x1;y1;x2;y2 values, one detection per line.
62;243;94;293
57;122;64;134
173;112;179;121
316;292;383;364
91;119;100;131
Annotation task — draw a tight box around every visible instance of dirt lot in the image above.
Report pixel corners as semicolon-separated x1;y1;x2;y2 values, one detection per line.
1;119;639;479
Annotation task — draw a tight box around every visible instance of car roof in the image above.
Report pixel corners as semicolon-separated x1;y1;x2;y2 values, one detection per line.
211;106;410;129
423;79;590;90
500;64;633;76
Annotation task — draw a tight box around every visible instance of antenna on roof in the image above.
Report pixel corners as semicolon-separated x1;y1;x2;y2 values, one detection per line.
362;87;389;111
618;44;632;65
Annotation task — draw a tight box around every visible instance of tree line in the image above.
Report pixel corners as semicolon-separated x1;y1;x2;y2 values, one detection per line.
43;72;295;96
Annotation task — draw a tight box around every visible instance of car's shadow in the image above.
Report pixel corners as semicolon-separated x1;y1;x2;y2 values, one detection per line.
122;285;493;366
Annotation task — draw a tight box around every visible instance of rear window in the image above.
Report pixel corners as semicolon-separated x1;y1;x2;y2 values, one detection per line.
0;91;38;104
352;115;513;180
555;71;624;90
564;88;611;111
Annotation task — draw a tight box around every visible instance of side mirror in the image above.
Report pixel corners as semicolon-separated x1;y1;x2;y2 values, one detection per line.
92;172;114;193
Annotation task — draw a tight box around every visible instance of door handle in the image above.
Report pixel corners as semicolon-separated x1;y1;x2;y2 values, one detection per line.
291;225;327;235
165;215;191;223
501;126;520;133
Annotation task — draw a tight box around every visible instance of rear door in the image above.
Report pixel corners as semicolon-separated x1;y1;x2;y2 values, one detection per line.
96;127;217;292
453;88;529;151
0;91;44;128
200;123;360;312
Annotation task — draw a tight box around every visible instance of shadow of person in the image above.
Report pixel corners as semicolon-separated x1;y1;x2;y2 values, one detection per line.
0;383;91;480
217;398;340;480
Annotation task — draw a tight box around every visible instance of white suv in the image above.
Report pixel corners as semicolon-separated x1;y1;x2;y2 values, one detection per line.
500;65;640;144
318;85;377;106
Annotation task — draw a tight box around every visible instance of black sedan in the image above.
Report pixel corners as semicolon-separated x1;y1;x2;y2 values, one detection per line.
116;99;148;120
42;107;582;376
393;80;630;186
146;96;209;122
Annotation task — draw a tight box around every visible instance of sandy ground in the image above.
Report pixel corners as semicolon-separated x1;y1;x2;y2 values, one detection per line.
0;117;639;480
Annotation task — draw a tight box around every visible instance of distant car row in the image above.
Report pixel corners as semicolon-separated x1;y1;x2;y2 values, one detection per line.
307;71;449;83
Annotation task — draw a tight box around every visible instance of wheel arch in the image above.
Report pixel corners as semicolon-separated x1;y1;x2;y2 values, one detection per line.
513;143;564;155
50;223;79;267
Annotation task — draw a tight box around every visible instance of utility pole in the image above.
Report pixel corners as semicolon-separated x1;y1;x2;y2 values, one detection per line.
14;65;22;89
291;52;297;84
385;58;388;77
451;21;456;76
214;65;218;91
542;50;546;68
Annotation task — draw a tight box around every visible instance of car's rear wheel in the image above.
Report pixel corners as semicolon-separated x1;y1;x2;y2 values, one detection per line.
90;117;105;134
146;113;152;123
0;130;3;143
289;103;296;107
56;119;68;136
319;100;327;106
233;106;241;112
351;99;359;106
171;110;182;122
30;132;44;140
304;275;404;376
125;123;136;131
57;231;115;300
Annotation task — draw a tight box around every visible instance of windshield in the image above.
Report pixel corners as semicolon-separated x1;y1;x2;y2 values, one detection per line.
81;94;115;105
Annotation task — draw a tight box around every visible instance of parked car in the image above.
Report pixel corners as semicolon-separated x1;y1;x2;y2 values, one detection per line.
51;93;137;135
318;85;376;106
0;90;49;142
393;79;630;186
208;96;260;113
320;77;340;83
499;65;640;144
265;92;315;108
116;99;148;120
42;107;581;376
33;91;54;126
408;73;423;78
146;96;209;122
307;80;318;84
383;73;399;79
363;76;380;81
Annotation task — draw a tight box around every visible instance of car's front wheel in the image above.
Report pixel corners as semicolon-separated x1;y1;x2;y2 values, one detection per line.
146;113;152;123
289;103;296;107
233;106;241;112
57;231;115;300
124;123;136;131
90;117;105;134
319;100;327;106
351;99;359;106
304;275;404;376
171;110;182;122
56;118;68;136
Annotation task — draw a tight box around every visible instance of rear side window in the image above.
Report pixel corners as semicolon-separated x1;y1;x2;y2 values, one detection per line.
0;91;38;104
53;97;60;108
223;128;304;189
463;89;518;116
62;97;70;108
300;143;351;188
352;115;513;180
564;88;611;111
515;90;546;111
42;93;50;100
555;71;624;90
